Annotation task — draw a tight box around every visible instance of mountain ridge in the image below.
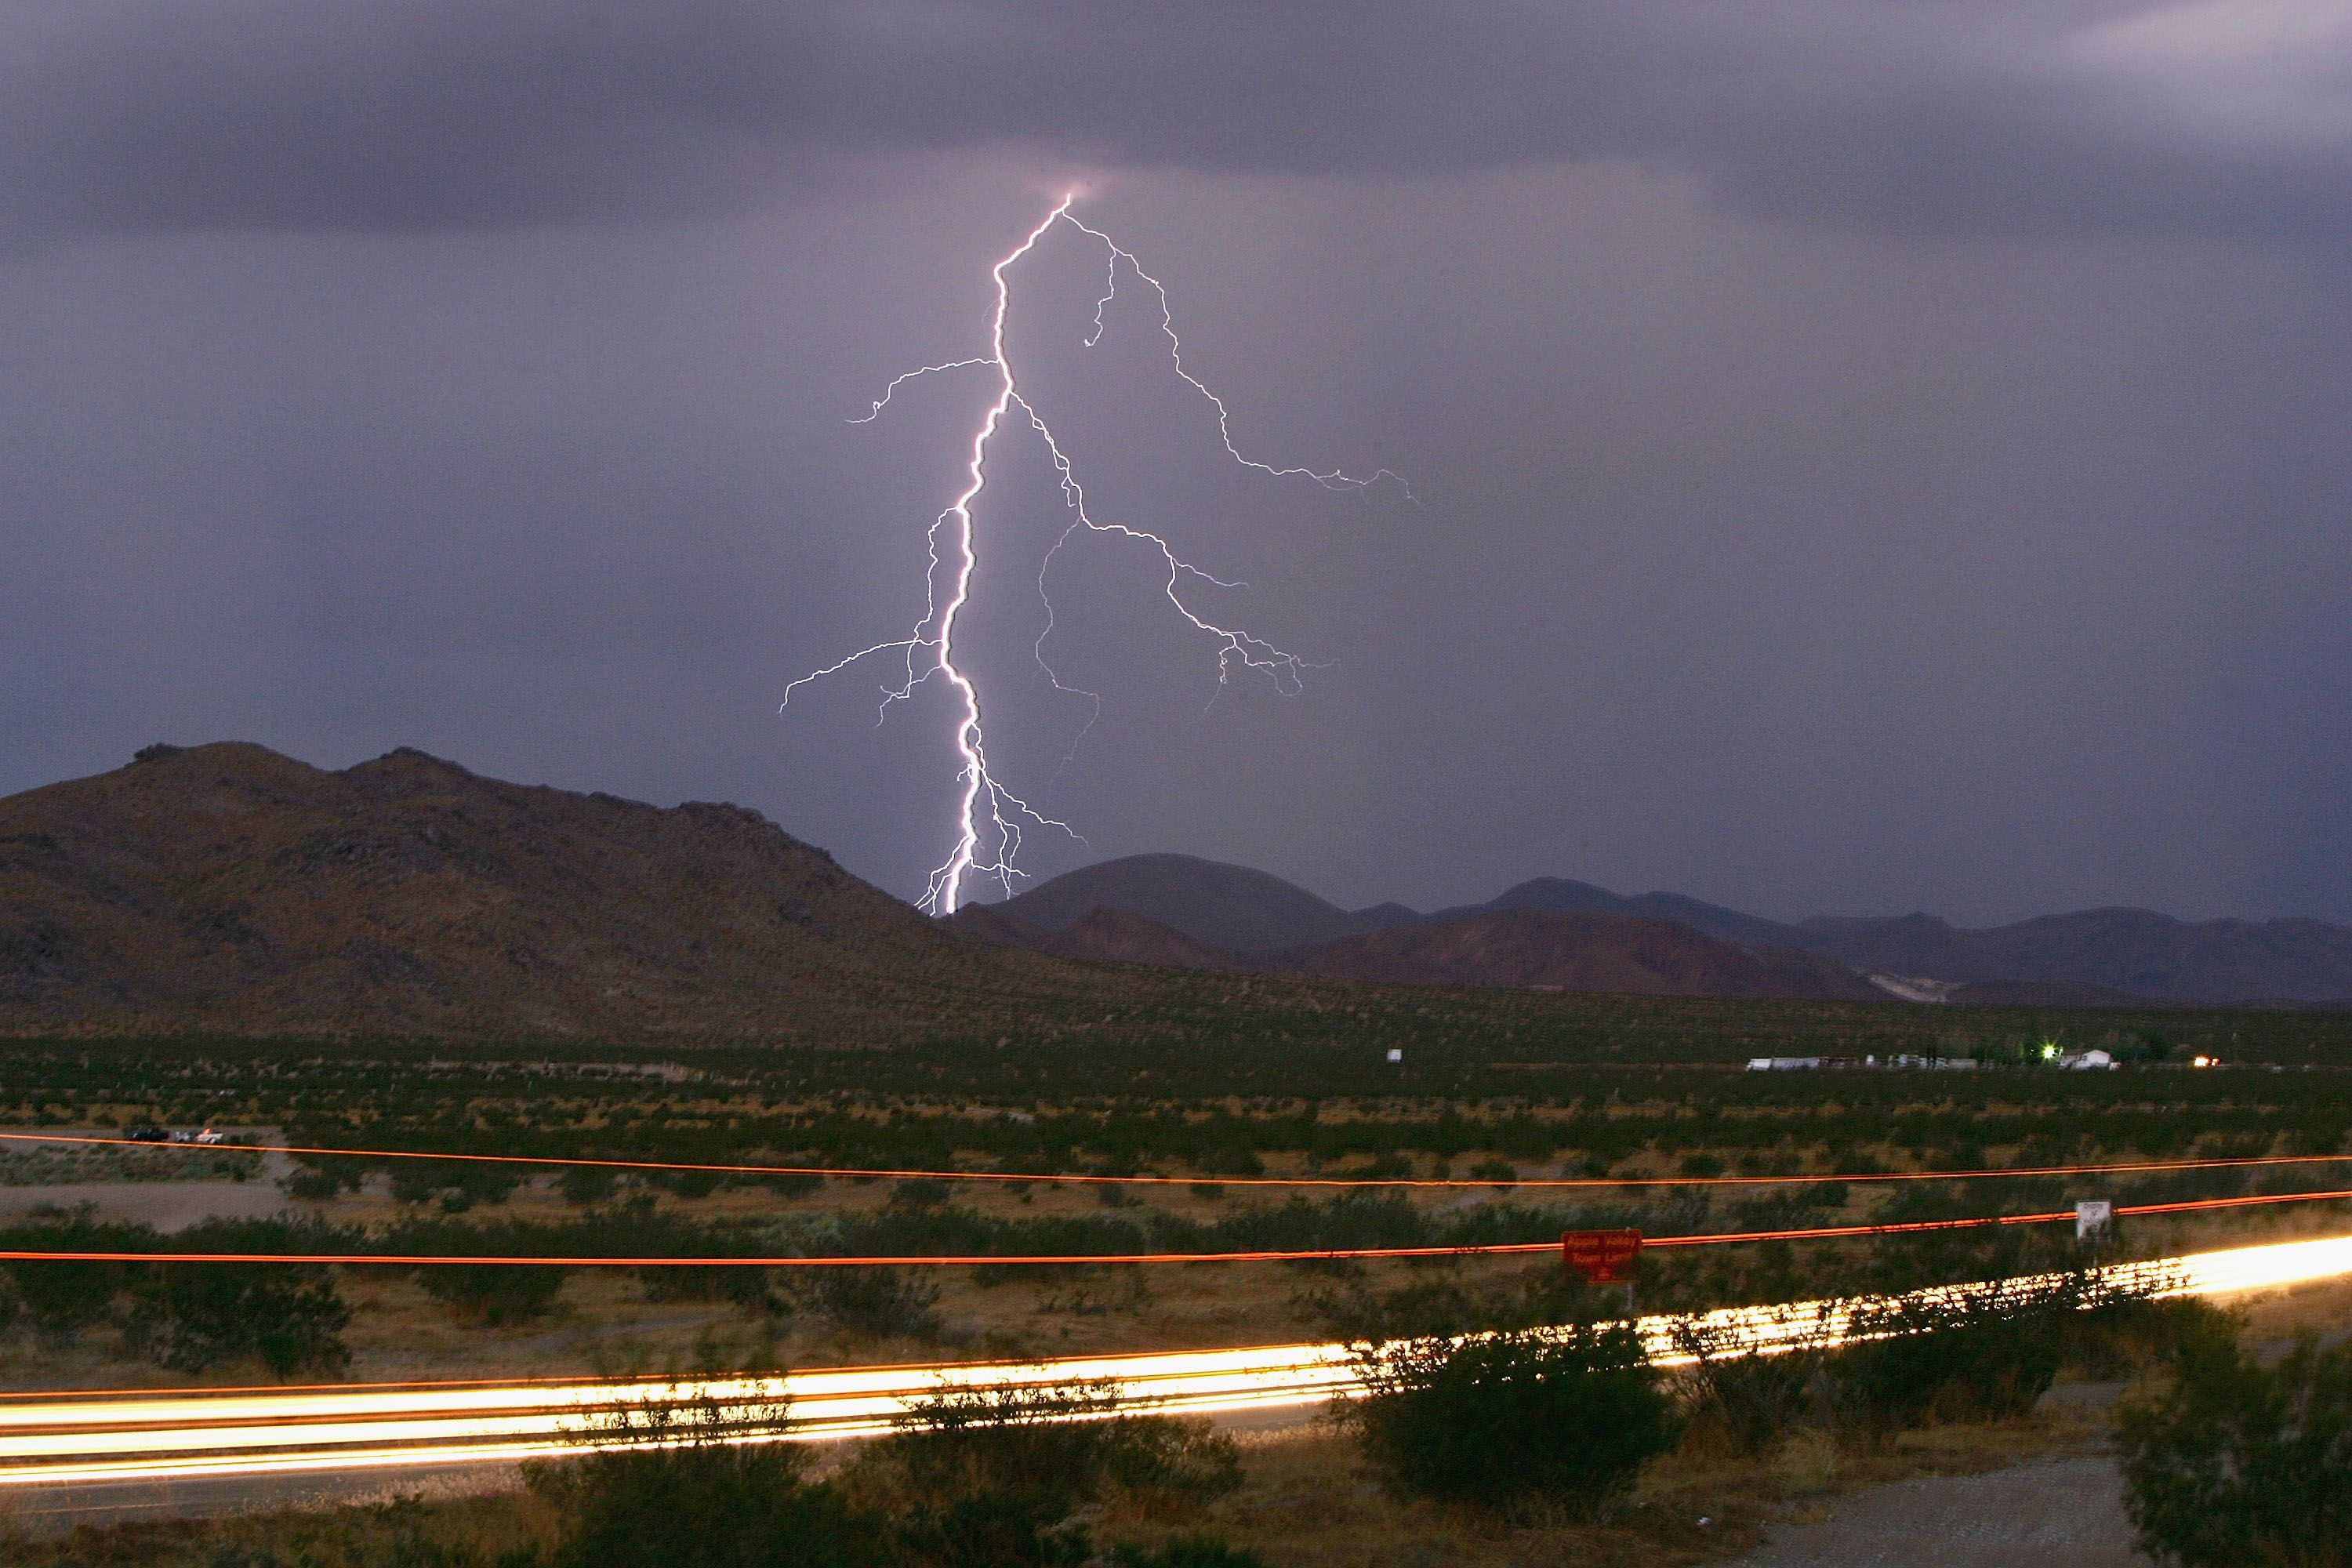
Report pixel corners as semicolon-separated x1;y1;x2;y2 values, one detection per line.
993;855;2352;1005
0;741;1033;1036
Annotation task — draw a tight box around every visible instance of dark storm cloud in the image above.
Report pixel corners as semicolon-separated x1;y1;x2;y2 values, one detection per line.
5;1;2349;243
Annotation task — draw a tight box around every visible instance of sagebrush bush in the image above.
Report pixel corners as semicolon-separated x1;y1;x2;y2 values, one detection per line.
1828;1272;2158;1432
855;1380;1243;1511
0;1216;150;1341
418;1263;568;1325
1671;1309;1828;1454
2119;1333;2352;1568
801;1265;943;1341
125;1262;350;1377
1834;1294;2064;1431
1349;1326;1679;1510
1109;1539;1265;1568
528;1443;891;1568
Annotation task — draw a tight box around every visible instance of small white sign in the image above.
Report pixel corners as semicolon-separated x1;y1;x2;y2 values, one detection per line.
1386;1048;1403;1064
2076;1200;2114;1241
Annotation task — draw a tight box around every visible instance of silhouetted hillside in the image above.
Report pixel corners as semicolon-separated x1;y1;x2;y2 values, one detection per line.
1438;877;1806;949
1029;907;1258;972
1798;908;2352;1005
999;855;2352;1006
1276;910;1882;1000
0;742;1043;1036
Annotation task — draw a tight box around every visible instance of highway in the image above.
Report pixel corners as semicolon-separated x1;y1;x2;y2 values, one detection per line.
1;1231;2345;1524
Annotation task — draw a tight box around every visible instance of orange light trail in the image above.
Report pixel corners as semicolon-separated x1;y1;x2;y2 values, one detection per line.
1;1232;2347;1490
0;1186;2343;1269
11;1128;2352;1193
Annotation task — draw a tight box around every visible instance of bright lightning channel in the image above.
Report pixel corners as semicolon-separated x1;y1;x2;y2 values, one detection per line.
783;194;1405;914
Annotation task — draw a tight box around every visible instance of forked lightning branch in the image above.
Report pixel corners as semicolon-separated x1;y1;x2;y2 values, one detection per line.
781;195;1406;915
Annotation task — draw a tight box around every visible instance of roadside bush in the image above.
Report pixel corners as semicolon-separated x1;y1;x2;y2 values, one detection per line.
1827;1271;2171;1433
124;1262;350;1377
1108;1539;1265;1568
391;1165;521;1210
1348;1326;1679;1511
417;1264;568;1325
1834;1286;2067;1431
1671;1308;1832;1454
888;1487;1094;1568
2118;1333;2352;1567
858;1381;1242;1509
557;1165;618;1205
528;1442;891;1568
845;1381;1240;1568
637;1264;782;1316
280;1153;370;1203
802;1265;943;1341
0;1215;152;1341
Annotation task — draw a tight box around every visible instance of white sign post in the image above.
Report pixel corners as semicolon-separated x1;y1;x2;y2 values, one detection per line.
2076;1200;2114;1244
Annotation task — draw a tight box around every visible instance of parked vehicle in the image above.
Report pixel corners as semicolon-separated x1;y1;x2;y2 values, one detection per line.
120;1125;230;1145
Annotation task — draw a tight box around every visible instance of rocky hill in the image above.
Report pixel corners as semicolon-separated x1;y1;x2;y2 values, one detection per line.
0;742;1038;1036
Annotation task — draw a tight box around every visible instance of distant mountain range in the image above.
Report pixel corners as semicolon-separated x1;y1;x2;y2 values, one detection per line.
985;854;2352;1007
956;891;1881;1002
9;747;2347;1035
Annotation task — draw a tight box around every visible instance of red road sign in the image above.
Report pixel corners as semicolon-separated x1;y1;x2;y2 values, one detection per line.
1562;1229;1642;1283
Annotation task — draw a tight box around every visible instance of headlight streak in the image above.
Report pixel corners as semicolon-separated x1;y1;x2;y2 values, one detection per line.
779;193;1405;913
2;1232;2347;1490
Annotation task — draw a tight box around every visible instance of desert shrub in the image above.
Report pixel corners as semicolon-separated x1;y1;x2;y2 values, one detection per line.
1108;1539;1265;1568
889;1180;950;1210
527;1442;890;1568
1194;1146;1264;1178
0;1215;153;1341
1671;1308;1832;1454
557;1165;618;1205
1348;1326;1679;1510
280;1167;347;1202
417;1263;568;1325
889;1487;1094;1568
124;1262;350;1376
391;1165;521;1210
802;1265;943;1341
1834;1287;2066;1431
2059;1291;2238;1380
662;1168;723;1201
637;1264;782;1315
863;1381;1241;1508
845;1382;1240;1568
1832;1271;2162;1432
2118;1333;2352;1568
280;1152;370;1203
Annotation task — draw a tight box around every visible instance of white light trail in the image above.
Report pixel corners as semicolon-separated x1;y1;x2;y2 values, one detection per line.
781;194;1406;913
2;1231;2343;1490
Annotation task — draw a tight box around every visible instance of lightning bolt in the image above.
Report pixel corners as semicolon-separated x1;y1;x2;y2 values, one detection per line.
783;195;1405;915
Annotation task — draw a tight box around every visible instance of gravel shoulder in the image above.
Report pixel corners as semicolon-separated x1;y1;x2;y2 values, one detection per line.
1731;1454;2148;1568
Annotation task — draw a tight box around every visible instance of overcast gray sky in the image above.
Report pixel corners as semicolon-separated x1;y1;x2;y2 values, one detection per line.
3;1;2347;925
